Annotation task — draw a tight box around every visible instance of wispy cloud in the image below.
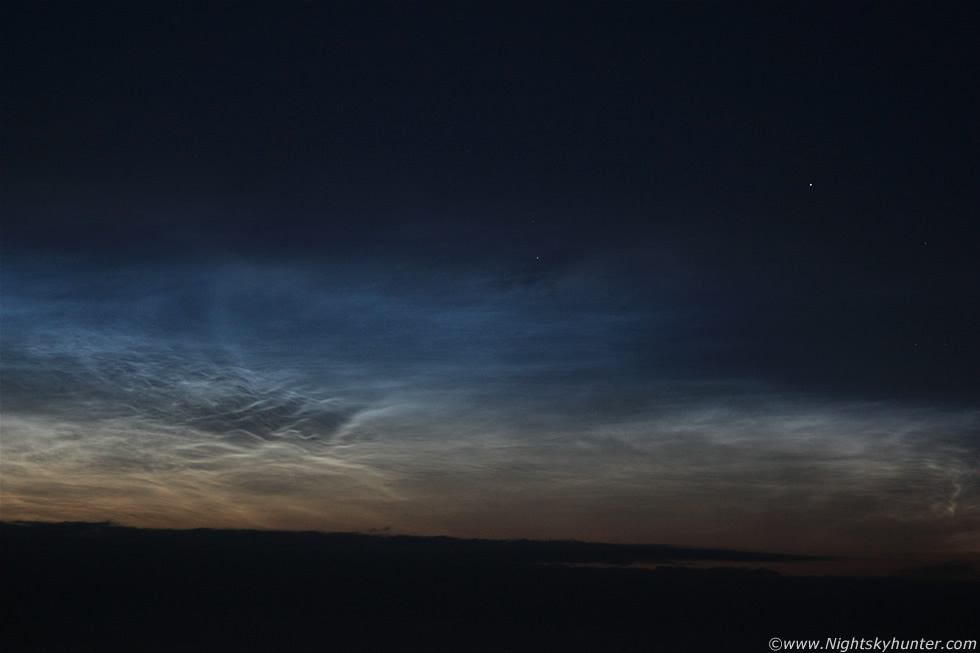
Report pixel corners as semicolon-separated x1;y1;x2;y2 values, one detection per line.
2;257;977;558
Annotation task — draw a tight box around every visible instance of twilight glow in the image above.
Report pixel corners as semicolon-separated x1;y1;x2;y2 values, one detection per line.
2;1;978;577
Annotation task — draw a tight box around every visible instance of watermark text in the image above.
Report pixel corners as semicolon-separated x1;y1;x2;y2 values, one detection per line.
769;637;977;652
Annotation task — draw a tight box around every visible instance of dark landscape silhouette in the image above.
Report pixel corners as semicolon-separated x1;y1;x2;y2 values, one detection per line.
2;521;976;652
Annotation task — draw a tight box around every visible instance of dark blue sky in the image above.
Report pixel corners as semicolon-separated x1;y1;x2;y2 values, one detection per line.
2;1;978;570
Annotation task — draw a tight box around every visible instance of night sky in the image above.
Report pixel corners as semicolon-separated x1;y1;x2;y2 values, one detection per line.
2;1;978;573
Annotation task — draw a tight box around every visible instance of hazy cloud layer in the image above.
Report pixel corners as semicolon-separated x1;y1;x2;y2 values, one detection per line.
3;257;977;560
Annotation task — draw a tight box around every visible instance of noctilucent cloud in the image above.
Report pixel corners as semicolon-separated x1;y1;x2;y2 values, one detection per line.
2;1;978;572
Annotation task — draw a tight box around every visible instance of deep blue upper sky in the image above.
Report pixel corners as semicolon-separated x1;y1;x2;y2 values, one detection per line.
6;1;977;400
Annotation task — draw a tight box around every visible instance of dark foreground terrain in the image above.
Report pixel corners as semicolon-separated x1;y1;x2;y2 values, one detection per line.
2;522;976;652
